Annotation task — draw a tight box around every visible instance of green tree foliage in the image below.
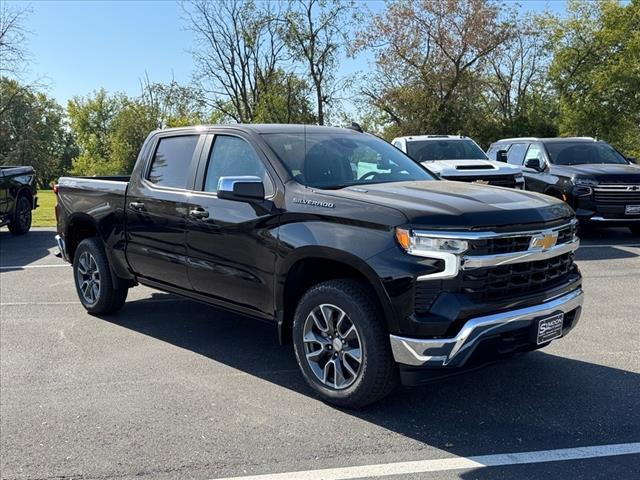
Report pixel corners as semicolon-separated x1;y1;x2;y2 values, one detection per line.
549;0;640;158
355;0;515;140
0;78;76;187
253;70;317;123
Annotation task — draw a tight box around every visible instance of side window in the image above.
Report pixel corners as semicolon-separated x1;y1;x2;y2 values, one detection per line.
204;135;274;196
506;143;528;166
526;144;543;161
147;135;199;189
486;145;498;161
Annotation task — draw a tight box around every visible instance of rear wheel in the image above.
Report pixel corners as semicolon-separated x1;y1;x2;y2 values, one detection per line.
8;195;32;235
73;238;128;315
292;279;397;408
630;225;640;236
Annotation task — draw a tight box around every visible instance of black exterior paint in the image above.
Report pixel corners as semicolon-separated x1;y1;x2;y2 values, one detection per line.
56;125;579;345
489;138;640;226
0;166;38;227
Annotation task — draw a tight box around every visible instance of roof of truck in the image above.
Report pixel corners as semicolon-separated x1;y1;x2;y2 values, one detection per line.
154;124;361;135
494;137;597;143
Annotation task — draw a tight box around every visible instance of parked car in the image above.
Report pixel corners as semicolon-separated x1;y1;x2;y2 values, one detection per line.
487;137;640;235
55;125;583;407
0;166;38;235
392;135;524;188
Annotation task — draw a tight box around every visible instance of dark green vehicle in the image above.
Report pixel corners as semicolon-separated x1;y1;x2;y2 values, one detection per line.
0;166;38;235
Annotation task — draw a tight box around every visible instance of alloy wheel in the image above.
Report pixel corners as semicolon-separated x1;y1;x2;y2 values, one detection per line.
76;252;101;305
302;304;363;390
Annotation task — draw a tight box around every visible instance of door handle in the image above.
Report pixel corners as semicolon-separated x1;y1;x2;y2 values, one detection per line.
129;201;145;211
189;207;209;219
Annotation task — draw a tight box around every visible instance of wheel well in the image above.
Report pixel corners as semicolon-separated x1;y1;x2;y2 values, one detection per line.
280;258;382;344
16;188;33;207
66;218;98;260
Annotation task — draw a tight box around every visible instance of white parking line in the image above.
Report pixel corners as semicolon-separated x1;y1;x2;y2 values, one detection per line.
579;243;640;248
212;443;640;480
0;264;69;270
0;298;189;306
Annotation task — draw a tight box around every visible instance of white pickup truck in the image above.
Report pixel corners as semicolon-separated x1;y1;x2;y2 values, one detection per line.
392;135;524;189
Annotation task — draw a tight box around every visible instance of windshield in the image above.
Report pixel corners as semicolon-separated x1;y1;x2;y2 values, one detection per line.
545;142;629;166
406;139;488;162
261;132;435;189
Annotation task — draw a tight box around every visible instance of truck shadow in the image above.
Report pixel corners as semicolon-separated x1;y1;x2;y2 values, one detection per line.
103;294;640;458
0;229;58;270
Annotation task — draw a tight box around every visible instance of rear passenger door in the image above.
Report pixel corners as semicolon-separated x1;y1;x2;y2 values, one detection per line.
125;132;205;290
185;132;280;319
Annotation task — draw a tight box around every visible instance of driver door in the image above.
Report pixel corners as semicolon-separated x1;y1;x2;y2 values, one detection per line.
522;143;550;193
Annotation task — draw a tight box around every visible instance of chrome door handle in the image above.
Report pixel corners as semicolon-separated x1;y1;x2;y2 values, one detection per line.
189;208;209;219
129;201;145;211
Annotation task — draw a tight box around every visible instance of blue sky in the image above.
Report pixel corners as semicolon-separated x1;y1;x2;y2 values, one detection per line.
15;0;568;108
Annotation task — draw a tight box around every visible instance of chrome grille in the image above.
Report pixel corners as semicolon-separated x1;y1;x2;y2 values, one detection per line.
593;184;640;204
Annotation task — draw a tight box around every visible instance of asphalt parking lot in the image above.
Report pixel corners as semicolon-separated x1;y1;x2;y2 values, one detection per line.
1;227;639;480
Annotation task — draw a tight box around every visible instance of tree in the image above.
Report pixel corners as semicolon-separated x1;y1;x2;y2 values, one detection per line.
481;12;558;143
548;0;640;157
253;69;317;123
0;3;31;76
283;0;356;124
67;89;123;175
0;78;76;187
184;0;287;123
355;0;514;139
140;75;208;128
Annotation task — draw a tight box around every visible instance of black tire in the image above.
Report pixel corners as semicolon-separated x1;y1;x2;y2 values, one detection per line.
8;195;32;235
292;279;398;408
73;237;128;315
629;225;640;237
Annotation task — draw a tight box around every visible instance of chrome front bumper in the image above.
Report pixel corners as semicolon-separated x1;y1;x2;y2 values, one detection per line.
390;288;583;368
55;234;69;262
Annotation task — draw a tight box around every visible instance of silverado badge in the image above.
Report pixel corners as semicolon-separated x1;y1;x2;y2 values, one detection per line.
474;179;490;185
530;232;558;250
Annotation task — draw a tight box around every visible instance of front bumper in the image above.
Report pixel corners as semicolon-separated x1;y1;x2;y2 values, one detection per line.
390;287;583;368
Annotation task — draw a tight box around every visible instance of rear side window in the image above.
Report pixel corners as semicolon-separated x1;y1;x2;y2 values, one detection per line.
147;135;199;189
506;143;528;165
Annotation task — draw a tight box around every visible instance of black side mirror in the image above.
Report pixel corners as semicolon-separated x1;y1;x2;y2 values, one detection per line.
525;158;543;171
627;157;637;164
496;150;508;162
217;176;265;201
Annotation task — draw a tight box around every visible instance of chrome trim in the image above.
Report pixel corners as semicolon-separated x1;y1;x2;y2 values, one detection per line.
414;220;577;280
593;184;640;192
217;175;263;193
390;288;583;368
55;234;69;262
462;238;579;269
589;216;640;222
412;219;577;240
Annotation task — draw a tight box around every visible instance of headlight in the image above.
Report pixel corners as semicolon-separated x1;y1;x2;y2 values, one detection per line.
395;228;468;256
574;178;598;187
573;178;597;196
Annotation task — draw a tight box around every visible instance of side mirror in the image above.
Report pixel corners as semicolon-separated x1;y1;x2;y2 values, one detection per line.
496;150;508;163
525;158;543;171
627;157;637;164
217;176;265;201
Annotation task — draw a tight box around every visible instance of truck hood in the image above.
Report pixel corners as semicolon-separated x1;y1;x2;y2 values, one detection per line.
549;163;640;183
422;159;521;177
323;180;573;229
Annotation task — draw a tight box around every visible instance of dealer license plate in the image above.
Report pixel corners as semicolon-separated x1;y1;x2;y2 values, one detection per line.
625;205;640;215
536;313;564;345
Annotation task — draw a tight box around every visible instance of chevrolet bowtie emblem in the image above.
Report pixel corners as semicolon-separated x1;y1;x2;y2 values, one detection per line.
530;232;558;250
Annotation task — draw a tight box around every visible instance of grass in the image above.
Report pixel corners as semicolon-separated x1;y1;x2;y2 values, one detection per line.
33;189;56;227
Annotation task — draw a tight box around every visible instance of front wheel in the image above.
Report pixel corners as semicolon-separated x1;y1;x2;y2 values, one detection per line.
73;238;128;315
8;196;32;235
292;279;398;408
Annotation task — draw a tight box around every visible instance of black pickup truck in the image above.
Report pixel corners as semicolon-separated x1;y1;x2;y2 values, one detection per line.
56;125;584;407
1;166;38;235
487;137;640;235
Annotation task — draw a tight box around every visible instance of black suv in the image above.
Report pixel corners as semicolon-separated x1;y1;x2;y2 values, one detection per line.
487;137;640;235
